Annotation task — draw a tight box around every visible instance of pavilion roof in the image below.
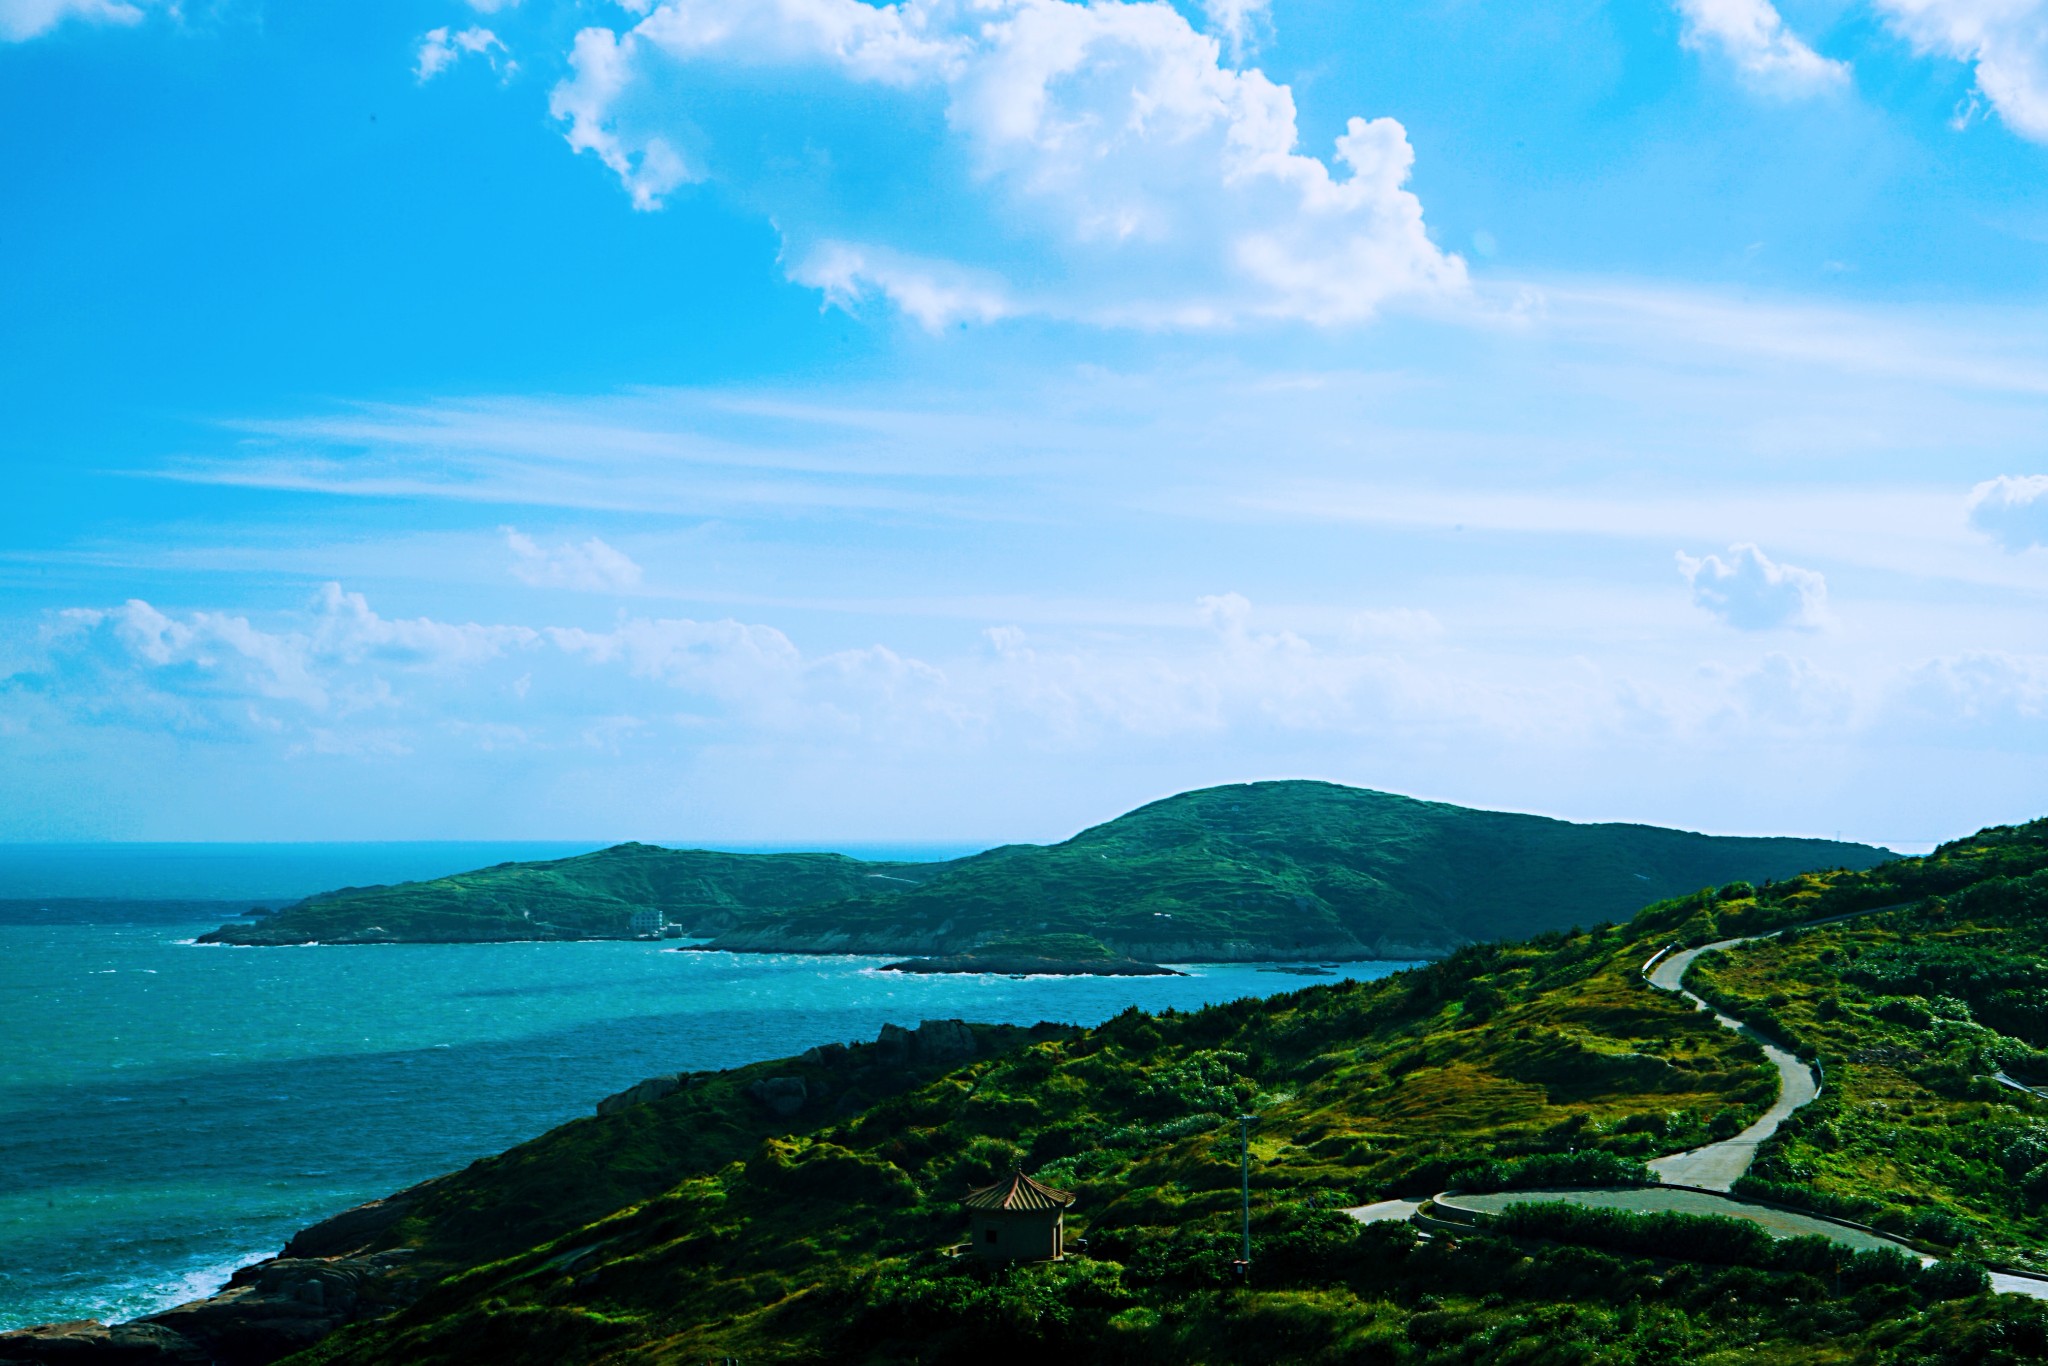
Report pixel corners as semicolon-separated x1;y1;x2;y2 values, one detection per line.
962;1167;1075;1212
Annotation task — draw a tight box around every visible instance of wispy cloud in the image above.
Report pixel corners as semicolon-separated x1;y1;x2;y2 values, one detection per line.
1674;0;1849;93
1874;0;2048;143
504;528;643;592
415;25;514;84
0;0;148;43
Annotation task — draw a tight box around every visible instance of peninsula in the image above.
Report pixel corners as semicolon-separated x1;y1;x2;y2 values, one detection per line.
198;781;1893;963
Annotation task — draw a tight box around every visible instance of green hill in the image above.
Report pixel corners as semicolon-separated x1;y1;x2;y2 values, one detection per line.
701;781;1894;959
120;817;2048;1366
199;842;957;946
200;782;1892;954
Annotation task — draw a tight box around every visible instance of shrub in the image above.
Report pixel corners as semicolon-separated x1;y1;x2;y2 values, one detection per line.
1454;1149;1651;1193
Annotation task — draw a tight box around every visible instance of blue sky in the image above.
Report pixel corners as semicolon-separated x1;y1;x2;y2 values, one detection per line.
5;0;2048;848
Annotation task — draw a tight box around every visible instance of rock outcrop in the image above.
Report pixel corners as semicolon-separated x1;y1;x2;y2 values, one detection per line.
875;1018;977;1065
0;1252;412;1366
0;1320;211;1366
594;1072;692;1116
746;1076;808;1117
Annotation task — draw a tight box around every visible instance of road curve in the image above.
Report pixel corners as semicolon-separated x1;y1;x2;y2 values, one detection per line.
1642;938;1820;1191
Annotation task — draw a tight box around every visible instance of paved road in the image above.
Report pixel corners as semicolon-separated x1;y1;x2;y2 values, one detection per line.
1436;1186;1905;1251
1643;939;1820;1191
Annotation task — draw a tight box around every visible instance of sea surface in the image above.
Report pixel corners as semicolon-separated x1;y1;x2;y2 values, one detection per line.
0;844;1414;1330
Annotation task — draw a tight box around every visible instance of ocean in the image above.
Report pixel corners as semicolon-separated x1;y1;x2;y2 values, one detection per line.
0;844;1413;1330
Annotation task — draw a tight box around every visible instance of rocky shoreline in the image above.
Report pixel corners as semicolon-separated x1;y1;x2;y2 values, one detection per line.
0;1197;426;1366
0;1020;991;1366
878;951;1183;976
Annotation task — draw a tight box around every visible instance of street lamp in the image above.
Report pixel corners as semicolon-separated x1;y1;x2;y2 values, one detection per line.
1233;1113;1257;1279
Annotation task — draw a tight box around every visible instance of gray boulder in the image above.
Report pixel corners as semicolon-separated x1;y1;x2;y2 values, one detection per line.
594;1073;688;1117
0;1320;209;1365
747;1076;808;1117
873;1019;978;1066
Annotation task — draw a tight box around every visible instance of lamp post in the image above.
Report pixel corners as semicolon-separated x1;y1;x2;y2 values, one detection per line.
1235;1113;1256;1278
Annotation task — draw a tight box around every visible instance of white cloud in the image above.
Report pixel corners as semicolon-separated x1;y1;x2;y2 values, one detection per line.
416;25;514;83
1730;652;1855;728
547;26;690;211
0;0;144;42
1890;651;2048;732
788;242;1016;331
1967;473;2048;549
19;585;538;735
504;528;644;591
1874;0;2048;142
1674;0;1849;93
1200;0;1271;60
546;0;1465;326
550;616;802;702
1677;543;1830;630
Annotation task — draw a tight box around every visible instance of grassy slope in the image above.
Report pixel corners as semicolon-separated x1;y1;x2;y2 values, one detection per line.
292;915;1833;1359
202;783;1888;951
200;843;957;945
283;822;2048;1364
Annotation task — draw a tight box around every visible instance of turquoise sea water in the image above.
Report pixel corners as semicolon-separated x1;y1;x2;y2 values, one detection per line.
0;846;1413;1330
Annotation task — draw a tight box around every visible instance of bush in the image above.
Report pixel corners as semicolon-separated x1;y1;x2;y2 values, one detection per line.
1453;1149;1651;1193
1731;1175;1883;1224
1920;1258;1993;1301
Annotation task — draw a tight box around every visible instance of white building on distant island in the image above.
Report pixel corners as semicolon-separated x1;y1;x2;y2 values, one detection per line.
629;908;665;938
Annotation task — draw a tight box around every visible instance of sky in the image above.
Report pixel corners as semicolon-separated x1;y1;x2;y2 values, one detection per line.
4;0;2048;849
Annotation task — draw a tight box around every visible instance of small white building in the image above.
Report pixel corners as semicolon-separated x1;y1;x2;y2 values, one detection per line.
629;908;665;938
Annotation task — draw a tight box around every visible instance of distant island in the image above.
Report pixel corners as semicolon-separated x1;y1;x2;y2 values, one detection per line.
198;782;1894;965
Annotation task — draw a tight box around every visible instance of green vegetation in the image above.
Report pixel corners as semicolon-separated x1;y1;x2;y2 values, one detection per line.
199;842;954;945
205;781;1889;954
196;818;2048;1363
1668;820;2048;1270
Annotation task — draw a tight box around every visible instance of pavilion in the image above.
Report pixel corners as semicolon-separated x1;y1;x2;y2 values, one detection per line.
962;1167;1076;1262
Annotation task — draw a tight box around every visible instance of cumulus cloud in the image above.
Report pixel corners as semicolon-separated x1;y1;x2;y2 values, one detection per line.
1730;653;1855;728
549;617;805;703
504;528;644;591
416;25;514;82
1967;474;2048;550
546;0;1465;327
0;0;146;41
1675;0;1849;92
1892;651;2048;730
1874;0;2048;142
1676;543;1830;630
16;585;538;735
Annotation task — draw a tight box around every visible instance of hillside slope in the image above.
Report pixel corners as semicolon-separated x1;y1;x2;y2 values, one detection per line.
202;782;1890;955
88;817;2048;1366
702;781;1892;959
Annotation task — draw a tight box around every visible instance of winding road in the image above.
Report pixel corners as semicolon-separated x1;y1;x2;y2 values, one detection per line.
1640;936;1820;1191
1344;917;2048;1298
